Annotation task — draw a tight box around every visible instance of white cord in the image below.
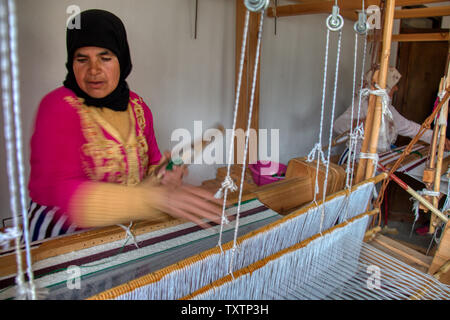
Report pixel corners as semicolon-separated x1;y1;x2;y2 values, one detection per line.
319;29;343;233
308;28;330;203
217;10;251;250
0;0;34;300
118;222;139;249
229;9;265;276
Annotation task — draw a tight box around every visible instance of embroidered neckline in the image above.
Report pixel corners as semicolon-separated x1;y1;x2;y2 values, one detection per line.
64;95;149;186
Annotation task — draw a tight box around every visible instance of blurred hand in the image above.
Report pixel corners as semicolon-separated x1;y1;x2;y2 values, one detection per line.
157;151;188;188
150;183;223;229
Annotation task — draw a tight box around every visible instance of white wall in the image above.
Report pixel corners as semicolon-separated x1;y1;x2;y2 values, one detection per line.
260;14;367;165
0;0;372;222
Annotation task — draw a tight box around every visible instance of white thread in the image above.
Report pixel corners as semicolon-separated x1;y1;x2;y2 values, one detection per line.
345;32;359;190
9;0;37;299
307;143;327;164
0;227;21;250
345;33;368;190
0;0;34;300
118;222;139;249
308;28;330;203
229;9;265;275
360;84;393;128
15;282;48;300
319;29;343;233
345;30;367;190
419;189;440;197
359;152;379;177
409;188;440;237
217;10;250;249
439;104;448;126
214;176;237;203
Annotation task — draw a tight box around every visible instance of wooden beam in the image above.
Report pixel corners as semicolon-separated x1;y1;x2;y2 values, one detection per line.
235;0;260;165
429;223;450;282
369;32;450;42
289;0;444;2
395;6;450;19
394;0;450;5
371;234;433;270
267;0;380;18
340;9;359;21
267;1;450;18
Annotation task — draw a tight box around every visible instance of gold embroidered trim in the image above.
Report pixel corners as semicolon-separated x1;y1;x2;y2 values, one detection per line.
64;95;149;186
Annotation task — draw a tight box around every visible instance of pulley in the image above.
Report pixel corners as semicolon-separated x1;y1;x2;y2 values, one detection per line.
326;5;344;31
244;0;270;12
354;11;369;35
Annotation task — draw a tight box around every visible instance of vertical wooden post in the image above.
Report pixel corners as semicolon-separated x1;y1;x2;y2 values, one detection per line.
364;0;396;179
430;74;450;233
354;73;378;184
235;0;260;165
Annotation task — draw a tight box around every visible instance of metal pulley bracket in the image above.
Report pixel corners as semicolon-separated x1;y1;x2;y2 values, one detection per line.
326;5;344;31
244;0;270;12
354;11;369;35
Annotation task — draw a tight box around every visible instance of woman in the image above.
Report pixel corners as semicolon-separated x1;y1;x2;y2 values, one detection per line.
333;67;449;166
28;9;221;242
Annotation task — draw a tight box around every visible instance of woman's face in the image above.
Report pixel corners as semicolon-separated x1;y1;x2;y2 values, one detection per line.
72;46;120;99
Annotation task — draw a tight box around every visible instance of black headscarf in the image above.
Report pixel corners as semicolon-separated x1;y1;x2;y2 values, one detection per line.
63;9;132;111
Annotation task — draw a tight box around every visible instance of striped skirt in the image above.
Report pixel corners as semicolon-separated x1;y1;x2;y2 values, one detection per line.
27;200;82;242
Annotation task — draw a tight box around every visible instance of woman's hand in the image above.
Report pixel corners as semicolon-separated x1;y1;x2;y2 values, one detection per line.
156;151;188;187
144;151;227;229
149;183;223;229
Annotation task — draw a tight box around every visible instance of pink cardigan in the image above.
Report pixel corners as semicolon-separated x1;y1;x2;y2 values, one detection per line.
28;87;161;223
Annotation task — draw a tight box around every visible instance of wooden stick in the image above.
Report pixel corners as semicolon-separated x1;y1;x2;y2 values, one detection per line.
378;163;448;224
394;6;450;19
391;33;450;43
428;222;450;278
433;260;450;281
371;234;432;269
370;33;450;43
364;0;396;180
354;73;379;184
430;75;450;233
421;78;445;210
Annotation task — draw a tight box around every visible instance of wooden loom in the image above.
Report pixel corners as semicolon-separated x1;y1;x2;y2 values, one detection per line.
200;0;450;289
1;0;450;299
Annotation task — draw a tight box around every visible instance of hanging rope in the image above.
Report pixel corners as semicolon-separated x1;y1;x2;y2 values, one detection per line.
216;9;250;251
347;32;368;189
229;7;266;276
345;6;368;190
308;28;330;203
0;0;37;300
341;26;367;223
319;28;343;233
306;3;344;232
